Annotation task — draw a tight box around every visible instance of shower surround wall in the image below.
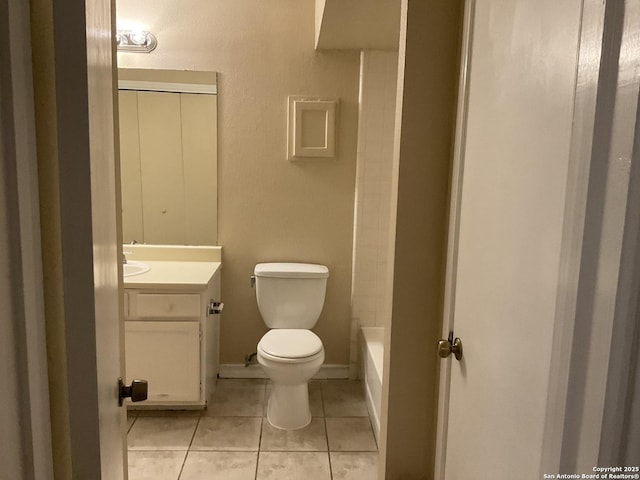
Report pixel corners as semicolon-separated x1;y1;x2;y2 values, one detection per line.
350;51;398;376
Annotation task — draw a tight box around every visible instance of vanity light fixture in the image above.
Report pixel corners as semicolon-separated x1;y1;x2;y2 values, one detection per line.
116;29;157;53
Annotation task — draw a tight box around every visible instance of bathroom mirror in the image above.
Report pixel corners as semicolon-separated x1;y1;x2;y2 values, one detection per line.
118;69;218;245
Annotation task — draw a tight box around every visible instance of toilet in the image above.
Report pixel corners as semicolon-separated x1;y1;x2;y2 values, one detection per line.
254;262;329;430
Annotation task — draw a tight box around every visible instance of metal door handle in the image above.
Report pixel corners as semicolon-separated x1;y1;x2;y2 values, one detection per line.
437;337;463;360
118;378;148;406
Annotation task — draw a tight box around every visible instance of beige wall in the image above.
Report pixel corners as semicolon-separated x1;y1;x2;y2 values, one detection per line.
116;0;360;363
379;0;463;478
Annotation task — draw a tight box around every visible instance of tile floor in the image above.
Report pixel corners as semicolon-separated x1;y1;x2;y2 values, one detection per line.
127;379;378;480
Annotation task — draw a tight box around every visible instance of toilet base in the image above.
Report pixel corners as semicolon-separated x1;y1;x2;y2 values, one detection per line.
266;383;311;430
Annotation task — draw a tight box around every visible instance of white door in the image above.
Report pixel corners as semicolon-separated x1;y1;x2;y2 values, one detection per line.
439;0;584;477
48;1;128;478
86;3;128;478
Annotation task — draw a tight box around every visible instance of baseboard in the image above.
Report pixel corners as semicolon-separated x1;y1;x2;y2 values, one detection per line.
219;364;350;380
219;364;267;379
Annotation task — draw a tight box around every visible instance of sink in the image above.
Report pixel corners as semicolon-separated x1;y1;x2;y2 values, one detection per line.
123;260;151;277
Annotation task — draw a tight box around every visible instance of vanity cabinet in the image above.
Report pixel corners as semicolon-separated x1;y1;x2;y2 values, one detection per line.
124;264;221;408
125;321;201;402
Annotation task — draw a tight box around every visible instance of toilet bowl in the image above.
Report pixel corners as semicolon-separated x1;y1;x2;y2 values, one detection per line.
257;329;324;429
253;263;329;430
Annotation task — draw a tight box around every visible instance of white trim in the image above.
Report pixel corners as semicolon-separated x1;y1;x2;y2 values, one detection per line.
219;364;268;378
597;2;640;465
118;80;217;95
599;100;640;464
559;0;640;470
434;1;475;478
540;0;606;472
363;379;381;444
218;364;350;380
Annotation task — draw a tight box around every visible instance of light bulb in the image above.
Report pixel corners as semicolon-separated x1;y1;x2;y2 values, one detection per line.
130;31;147;46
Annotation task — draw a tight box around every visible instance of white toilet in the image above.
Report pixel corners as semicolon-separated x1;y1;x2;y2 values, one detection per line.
254;262;329;430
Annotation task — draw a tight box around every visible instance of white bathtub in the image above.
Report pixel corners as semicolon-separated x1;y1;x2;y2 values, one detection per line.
359;327;384;442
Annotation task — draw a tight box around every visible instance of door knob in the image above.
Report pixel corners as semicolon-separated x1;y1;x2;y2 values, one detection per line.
437;336;463;360
118;377;148;406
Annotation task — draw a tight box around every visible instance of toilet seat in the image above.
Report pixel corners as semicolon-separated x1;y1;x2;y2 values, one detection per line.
258;329;323;362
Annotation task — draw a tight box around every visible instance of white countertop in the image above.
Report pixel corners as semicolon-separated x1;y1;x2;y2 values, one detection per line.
124;261;221;290
122;245;222;290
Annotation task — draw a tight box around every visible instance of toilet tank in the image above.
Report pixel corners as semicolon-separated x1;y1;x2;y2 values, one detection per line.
254;263;329;329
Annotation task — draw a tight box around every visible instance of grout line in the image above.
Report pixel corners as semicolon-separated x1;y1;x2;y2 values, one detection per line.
187;448;260;452
255;448;332;453
320;383;334;480
328;449;379;453
174;450;188;480
126;411;138;434
128;448;190;452
255;380;268;480
176;414;202;480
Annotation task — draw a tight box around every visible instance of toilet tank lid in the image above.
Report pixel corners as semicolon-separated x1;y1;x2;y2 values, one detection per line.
254;263;329;279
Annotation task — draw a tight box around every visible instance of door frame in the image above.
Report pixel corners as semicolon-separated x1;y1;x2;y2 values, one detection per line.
552;0;640;470
1;0;54;478
4;0;125;477
435;0;640;477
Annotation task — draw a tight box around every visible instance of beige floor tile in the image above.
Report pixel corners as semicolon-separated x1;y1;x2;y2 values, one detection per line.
263;383;271;417
309;382;324;417
325;418;377;452
206;382;265;416
321;380;368;417
127;417;199;451
191;416;261;451
260;417;327;451
135;409;202;417
127;451;186;480
180;451;257;480
330;452;378;480
127;413;137;432
257;452;331;480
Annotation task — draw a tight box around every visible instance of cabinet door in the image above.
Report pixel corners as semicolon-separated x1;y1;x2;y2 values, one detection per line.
125;321;200;403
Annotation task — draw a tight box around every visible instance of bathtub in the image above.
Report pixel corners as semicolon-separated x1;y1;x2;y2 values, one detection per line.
359;327;384;442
